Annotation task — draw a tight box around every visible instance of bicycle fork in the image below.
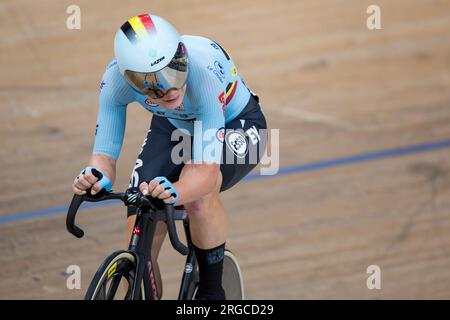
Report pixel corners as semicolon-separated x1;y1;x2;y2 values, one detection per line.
178;216;199;300
129;209;157;300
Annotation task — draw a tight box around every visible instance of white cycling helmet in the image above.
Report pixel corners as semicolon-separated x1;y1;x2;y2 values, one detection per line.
114;14;188;99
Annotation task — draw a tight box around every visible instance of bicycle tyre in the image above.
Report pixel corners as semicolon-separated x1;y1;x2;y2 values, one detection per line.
84;250;145;300
222;250;244;300
189;249;244;300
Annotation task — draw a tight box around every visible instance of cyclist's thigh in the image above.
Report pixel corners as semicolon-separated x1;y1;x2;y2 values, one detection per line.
220;94;268;192
128;116;190;216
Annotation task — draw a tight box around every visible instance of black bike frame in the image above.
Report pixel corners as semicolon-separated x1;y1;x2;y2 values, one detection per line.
128;206;199;300
178;217;199;300
128;207;156;299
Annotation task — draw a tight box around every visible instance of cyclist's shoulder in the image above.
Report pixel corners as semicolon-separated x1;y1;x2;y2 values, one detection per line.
99;58;135;103
181;35;215;50
183;36;226;89
101;59;123;82
182;35;229;64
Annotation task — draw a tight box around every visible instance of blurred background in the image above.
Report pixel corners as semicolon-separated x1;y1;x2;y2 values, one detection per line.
1;0;450;299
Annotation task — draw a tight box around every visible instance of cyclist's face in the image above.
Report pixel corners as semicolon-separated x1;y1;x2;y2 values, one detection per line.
143;85;186;110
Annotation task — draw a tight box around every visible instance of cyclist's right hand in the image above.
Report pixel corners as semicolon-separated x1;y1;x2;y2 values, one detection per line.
72;166;112;196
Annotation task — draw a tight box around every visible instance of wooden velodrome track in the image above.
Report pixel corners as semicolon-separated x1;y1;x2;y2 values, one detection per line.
1;0;450;299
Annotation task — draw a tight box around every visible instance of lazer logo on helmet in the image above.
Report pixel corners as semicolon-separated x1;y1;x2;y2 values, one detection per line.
151;56;165;67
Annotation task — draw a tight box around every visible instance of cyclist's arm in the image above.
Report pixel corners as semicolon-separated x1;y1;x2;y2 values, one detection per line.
88;153;117;185
72;153;117;196
73;60;133;195
93;60;133;161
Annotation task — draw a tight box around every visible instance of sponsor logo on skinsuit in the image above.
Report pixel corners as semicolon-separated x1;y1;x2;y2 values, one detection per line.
214;61;225;78
225;130;248;158
175;104;186;111
99;80;106;91
208;62;225;83
216;127;225;142
246;125;261;145
218;92;226;114
107;60;118;70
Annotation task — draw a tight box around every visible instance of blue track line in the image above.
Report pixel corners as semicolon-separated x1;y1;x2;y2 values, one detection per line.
243;138;450;181
1;138;450;225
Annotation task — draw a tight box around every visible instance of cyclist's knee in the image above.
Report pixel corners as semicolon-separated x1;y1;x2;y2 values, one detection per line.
184;196;215;217
184;173;222;217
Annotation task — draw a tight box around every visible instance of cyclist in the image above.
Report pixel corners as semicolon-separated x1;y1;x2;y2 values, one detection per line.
72;13;267;300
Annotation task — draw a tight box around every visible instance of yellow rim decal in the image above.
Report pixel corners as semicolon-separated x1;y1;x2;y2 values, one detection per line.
107;262;117;279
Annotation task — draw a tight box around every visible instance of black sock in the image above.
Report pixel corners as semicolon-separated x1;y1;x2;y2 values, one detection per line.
194;242;226;300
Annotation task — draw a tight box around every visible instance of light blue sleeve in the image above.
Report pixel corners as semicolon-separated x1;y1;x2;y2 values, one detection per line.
187;61;226;164
93;60;135;160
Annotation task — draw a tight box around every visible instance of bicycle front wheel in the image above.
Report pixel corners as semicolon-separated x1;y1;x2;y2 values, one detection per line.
84;250;145;300
222;250;244;300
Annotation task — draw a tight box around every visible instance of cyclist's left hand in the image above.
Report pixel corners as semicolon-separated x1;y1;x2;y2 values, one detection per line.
139;176;178;204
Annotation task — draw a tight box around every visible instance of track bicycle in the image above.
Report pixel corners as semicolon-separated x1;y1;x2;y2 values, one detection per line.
66;174;244;300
